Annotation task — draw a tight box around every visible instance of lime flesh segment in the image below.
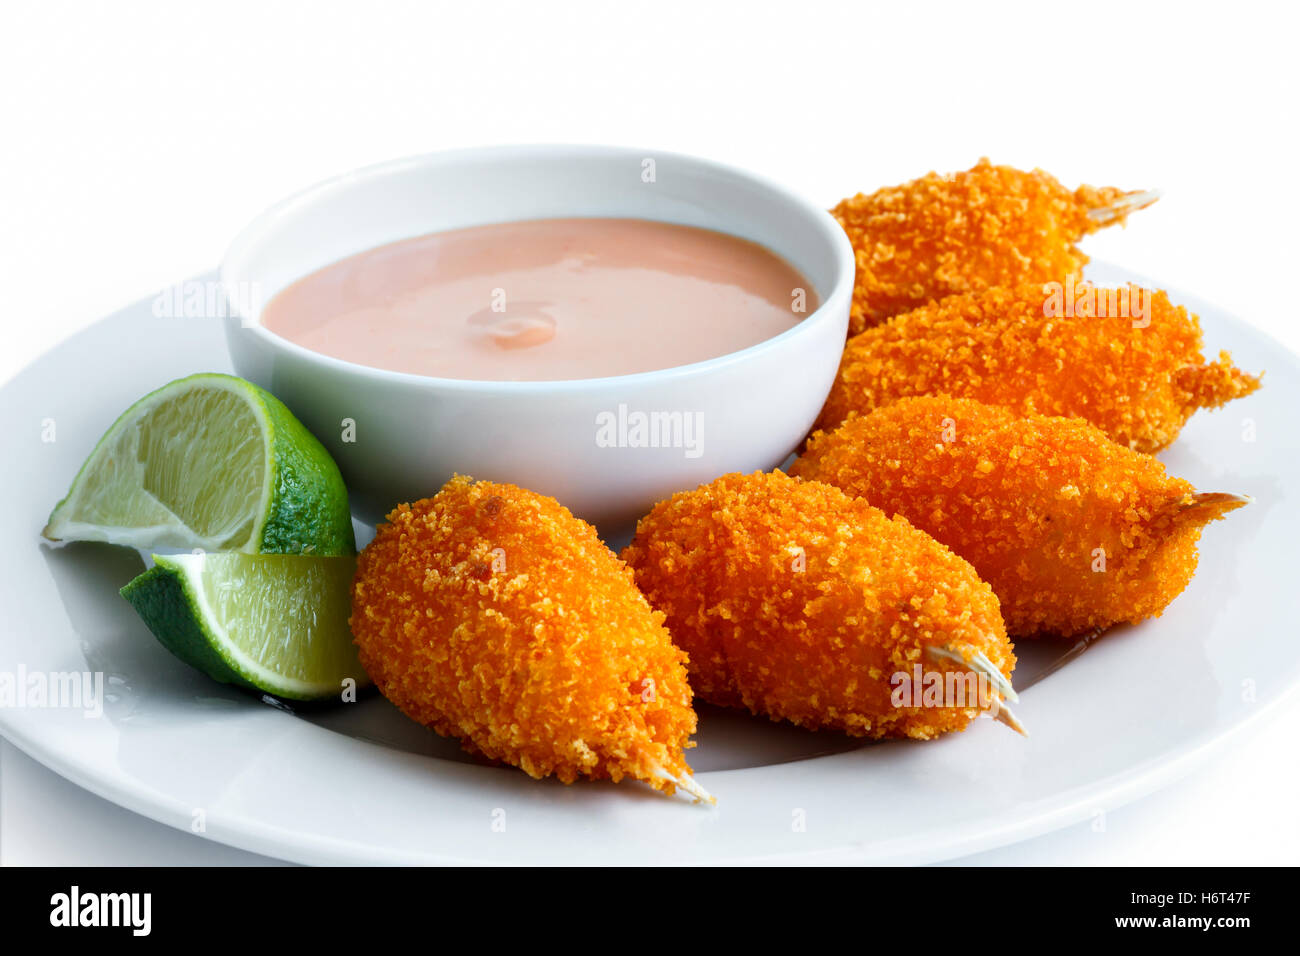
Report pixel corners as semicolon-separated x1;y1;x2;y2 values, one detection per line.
43;373;354;555
121;553;368;701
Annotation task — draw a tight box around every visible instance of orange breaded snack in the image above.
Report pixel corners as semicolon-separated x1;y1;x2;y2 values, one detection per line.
621;471;1015;740
833;158;1151;333
792;397;1247;637
350;475;707;800
815;283;1260;452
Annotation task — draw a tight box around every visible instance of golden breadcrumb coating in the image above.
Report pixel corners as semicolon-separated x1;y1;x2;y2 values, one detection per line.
792;397;1246;637
350;475;702;797
815;283;1261;452
621;471;1014;740
832;158;1150;334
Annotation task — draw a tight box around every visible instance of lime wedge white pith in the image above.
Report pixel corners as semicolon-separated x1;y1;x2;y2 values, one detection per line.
43;373;354;555
121;552;368;701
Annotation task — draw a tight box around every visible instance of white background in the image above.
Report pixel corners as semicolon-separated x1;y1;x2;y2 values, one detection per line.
1;0;1297;865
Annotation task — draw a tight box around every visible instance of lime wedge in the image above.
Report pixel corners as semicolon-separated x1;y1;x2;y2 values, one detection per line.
43;373;354;555
121;552;367;701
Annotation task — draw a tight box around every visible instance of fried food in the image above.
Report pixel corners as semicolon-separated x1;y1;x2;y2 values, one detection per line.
791;397;1248;637
621;471;1020;740
833;157;1155;334
815;282;1261;452
349;475;709;802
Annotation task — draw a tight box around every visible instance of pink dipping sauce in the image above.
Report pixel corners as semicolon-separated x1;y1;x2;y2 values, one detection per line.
259;218;816;381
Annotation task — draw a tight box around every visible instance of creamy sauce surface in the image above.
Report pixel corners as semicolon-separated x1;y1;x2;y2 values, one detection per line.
260;218;815;381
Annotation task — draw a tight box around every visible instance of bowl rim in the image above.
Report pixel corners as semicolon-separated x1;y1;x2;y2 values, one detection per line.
220;143;854;393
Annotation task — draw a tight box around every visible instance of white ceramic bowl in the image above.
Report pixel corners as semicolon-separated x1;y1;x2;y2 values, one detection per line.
222;145;853;533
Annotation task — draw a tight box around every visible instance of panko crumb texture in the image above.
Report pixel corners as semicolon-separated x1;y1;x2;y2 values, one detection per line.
795;396;1244;637
622;470;1014;740
349;475;699;795
832;157;1145;334
815;283;1261;452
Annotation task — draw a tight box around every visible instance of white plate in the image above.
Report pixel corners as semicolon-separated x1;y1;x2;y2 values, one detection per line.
2;263;1297;865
